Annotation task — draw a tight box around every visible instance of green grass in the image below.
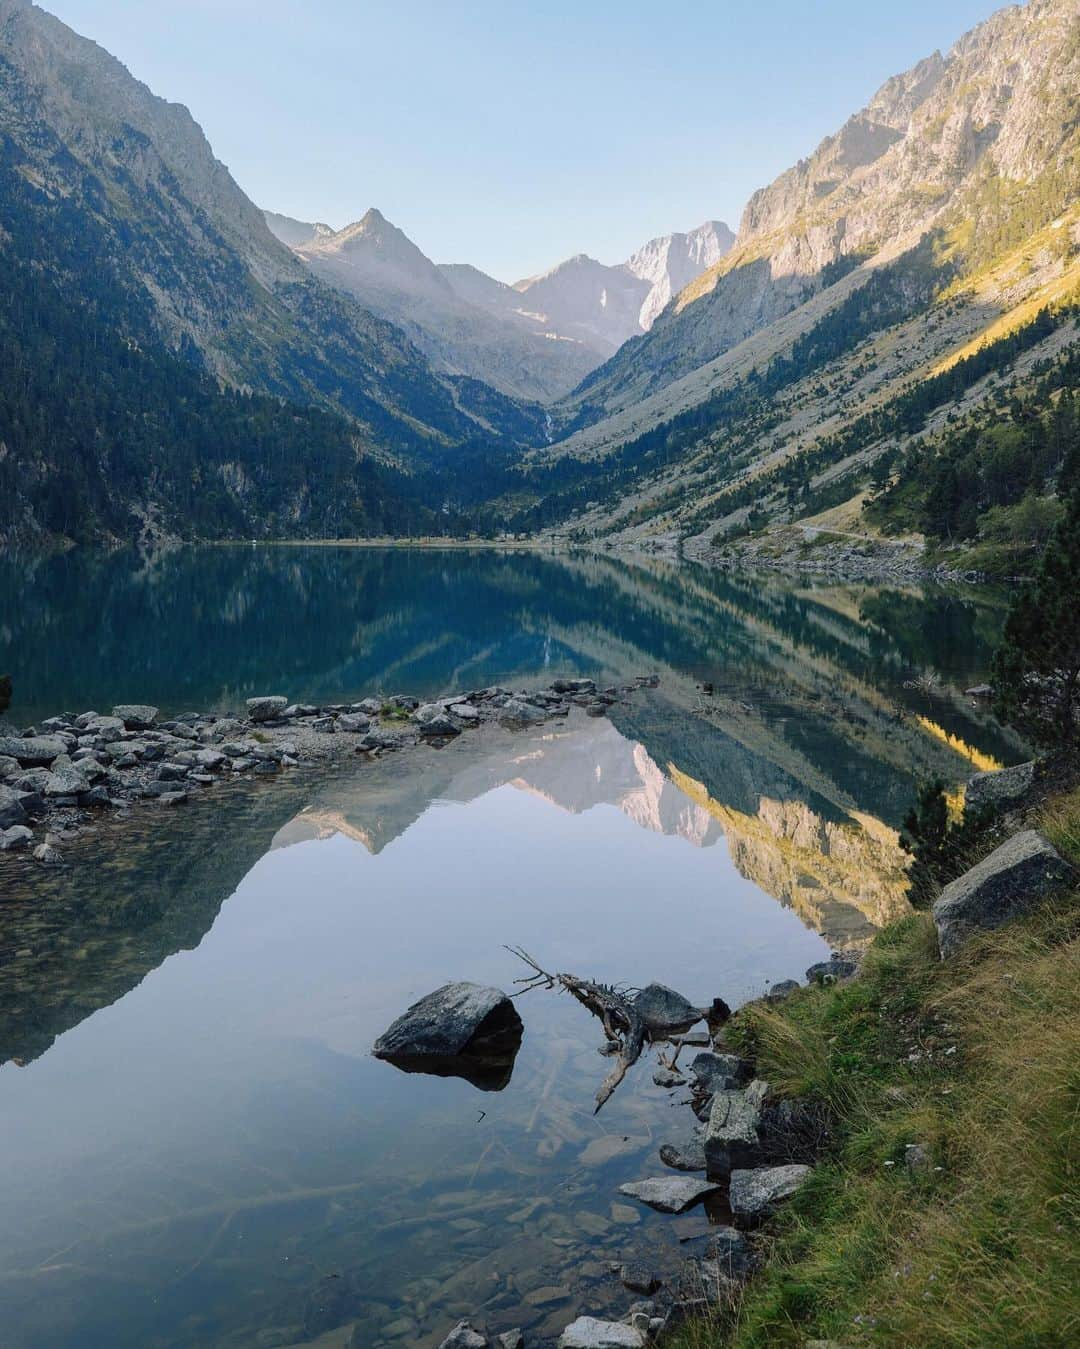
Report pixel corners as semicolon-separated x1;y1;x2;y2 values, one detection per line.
668;789;1080;1347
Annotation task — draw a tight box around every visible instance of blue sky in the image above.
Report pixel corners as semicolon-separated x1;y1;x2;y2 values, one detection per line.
45;0;1001;281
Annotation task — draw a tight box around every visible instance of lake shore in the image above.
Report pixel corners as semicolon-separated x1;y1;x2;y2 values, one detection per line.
0;676;659;868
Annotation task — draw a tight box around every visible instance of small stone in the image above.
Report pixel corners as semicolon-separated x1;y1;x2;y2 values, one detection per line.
652;1067;686;1088
337;713;371;733
766;979;800;1002
805;957;857;985
617;1176;719;1213
904;1144;930;1171
112;704;159;730
33;841;63;865
497;1332;524;1349
523;1285;570;1307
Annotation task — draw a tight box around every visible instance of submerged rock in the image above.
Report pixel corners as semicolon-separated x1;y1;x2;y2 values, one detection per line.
633;983;702;1035
373;981;523;1090
617;1176;719;1213
659;1136;707;1172
729;1164;812;1224
438;1322;488;1349
932;830;1075;958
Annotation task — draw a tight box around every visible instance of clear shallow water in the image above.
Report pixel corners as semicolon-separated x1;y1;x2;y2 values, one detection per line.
0;548;1026;1347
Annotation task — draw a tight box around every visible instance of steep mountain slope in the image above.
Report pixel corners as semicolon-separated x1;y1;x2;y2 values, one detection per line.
558;0;1080;430
499;0;1080;557
0;0;531;469
268;207;734;399
277;207;595;403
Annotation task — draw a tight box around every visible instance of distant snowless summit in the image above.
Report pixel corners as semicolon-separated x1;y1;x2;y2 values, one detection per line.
264;208;734;402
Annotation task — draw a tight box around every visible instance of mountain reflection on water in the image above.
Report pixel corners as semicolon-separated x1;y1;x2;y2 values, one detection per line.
0;549;1028;1348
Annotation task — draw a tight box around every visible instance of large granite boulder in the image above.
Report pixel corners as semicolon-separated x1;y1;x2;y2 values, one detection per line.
633;983;702;1036
729;1164;813;1225
0;735;66;766
932;830;1075;958
246;696;288;723
704;1080;769;1178
965;761;1036;814
557;1318;645;1349
373;982;523;1090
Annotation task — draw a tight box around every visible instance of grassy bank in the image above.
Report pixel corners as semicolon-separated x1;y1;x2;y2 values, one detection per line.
671;790;1080;1347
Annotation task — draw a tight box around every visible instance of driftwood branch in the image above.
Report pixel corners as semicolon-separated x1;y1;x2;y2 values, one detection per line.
505;946;647;1113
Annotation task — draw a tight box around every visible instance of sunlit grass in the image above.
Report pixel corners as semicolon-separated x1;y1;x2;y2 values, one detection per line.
666;796;1080;1347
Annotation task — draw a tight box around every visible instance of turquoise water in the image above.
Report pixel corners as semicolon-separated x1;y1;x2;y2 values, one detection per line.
0;548;1023;1347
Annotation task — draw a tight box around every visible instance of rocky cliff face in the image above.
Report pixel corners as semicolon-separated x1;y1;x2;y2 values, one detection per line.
0;0;521;462
561;0;1080;421
269;205;733;402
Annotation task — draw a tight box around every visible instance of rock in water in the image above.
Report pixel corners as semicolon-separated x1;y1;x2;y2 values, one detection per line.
557;1319;646;1349
932;830;1075;958
728;1164;812;1224
617;1176;719;1213
659;1137;707;1172
246;696;288;723
438;1322;489;1349
373;982;523;1091
690;1051;751;1093
0;784;27;829
633;983;702;1035
704;1081;769;1178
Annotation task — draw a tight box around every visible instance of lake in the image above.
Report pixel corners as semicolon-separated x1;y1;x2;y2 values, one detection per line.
0;548;1025;1348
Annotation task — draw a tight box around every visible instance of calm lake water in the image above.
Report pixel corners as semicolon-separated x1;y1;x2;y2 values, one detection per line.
0;548;1025;1348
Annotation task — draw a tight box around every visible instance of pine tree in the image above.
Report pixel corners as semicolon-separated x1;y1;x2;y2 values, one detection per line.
992;491;1080;747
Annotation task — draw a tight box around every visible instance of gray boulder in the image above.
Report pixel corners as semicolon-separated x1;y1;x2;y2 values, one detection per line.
0;824;33;851
805;957;857;985
729;1164;812;1224
496;1333;524;1349
0;735;66;766
690;1051;751;1093
557;1318;645;1349
932;830;1075;958
765;979;800;1002
247;696;288;723
0;784;27;829
336;713;371;733
965;761;1036;813
415;704;460;737
616;1176;719;1213
373;982;523;1090
704;1080;769;1178
633;983;702;1035
112;704;159;730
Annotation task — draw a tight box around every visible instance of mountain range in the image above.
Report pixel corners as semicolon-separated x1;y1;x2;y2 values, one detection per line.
0;0;1078;551
264;208;733;401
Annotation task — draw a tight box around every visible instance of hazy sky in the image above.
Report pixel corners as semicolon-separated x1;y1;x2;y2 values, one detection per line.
45;0;999;281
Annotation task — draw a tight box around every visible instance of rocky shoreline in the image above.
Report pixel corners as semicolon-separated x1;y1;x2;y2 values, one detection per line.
0;677;659;866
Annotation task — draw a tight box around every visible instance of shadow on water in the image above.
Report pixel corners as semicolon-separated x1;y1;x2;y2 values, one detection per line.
0;548;1028;1347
